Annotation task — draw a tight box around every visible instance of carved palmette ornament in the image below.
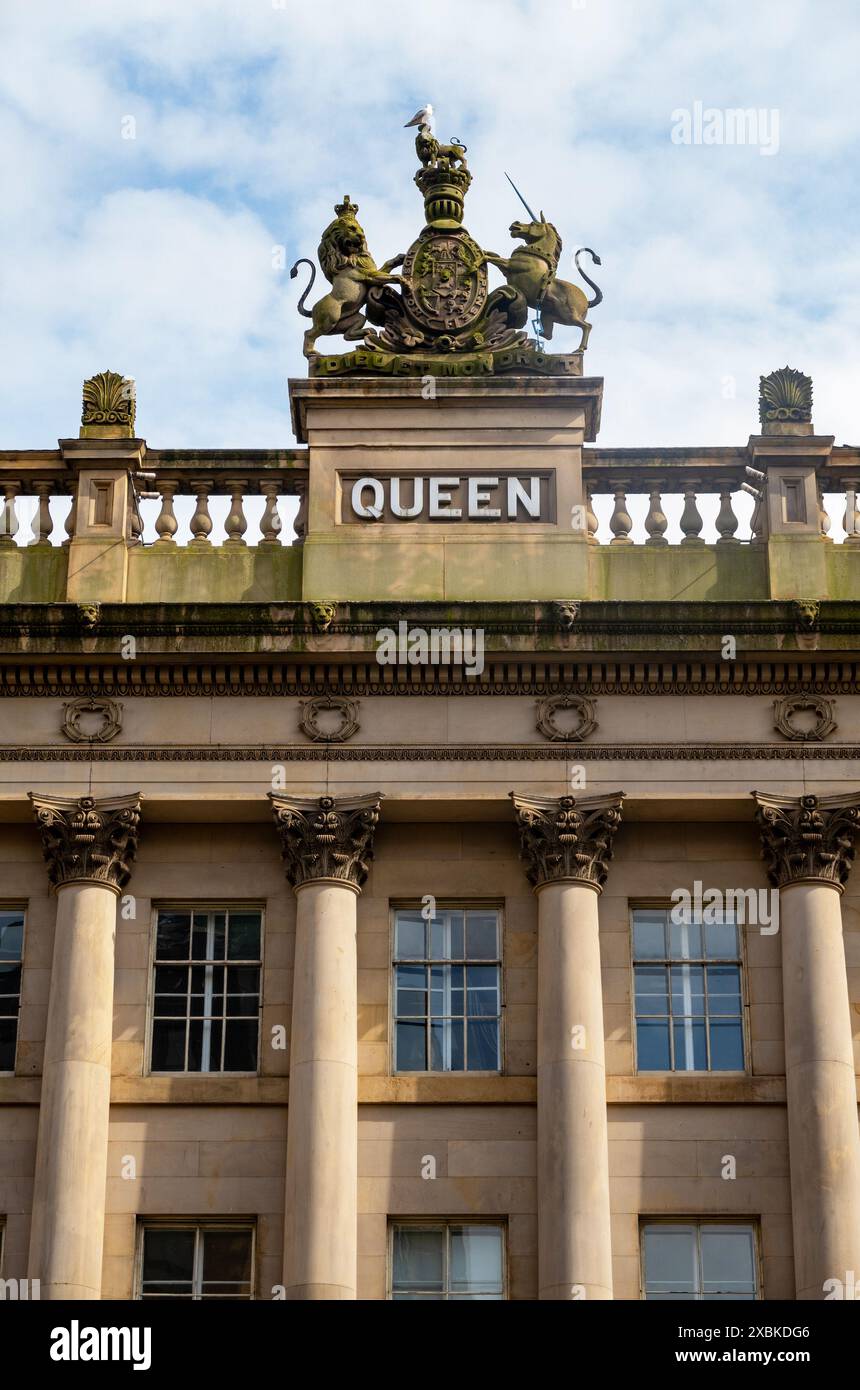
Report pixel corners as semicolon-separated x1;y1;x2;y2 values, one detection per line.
269;792;382;888
535;694;597;742
29;792;141;890
753;791;860;888
81;369;136;430
61;696;123;744
510;790;624;889
298;695;360;744
758;366;812;426
772;695;836;743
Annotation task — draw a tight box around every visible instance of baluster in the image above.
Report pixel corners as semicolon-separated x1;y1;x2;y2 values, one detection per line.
715;479;739;544
292;480;308;547
843;478;860;545
190;480;214;546
32;482;53;546
644;486;668;546
585;484;599;544
63;486;76;546
259;480;282;545
0;483;20;547
155;481;179;544
680;480;704;545
609;482;633;545
818;478;832;542
224;480;248;546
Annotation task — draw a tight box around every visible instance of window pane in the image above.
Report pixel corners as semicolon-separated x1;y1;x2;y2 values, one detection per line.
0;1019;16;1070
669;918;703;959
465;914;497;959
643;1226;696;1296
393;1228;444;1291
395;913;425;959
0;913;24;960
704;918;739;958
396;1020;426;1071
227;912;261;960
151;1020;186;1071
429;916;447;960
673;1020;707;1071
156;912;191;960
142;1229;195;1292
709;1019;745;1070
706;965;742;1013
449;912;465;959
202;1230;252;1290
637;1019;670;1070
224;1020;257;1071
671;964;705;1015
633;912;666;959
450;1225;503;1293
701;1228;756;1295
634;965;668;1015
467;1018;498;1070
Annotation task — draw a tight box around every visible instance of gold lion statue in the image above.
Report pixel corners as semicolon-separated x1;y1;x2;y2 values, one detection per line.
291;197;405;357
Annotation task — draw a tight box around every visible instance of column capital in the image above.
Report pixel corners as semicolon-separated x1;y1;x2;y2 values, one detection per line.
510;790;625;891
29;791;141;891
269;792;383;890
753;790;860;888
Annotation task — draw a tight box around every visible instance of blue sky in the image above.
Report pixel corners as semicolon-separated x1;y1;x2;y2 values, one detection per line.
1;0;858;451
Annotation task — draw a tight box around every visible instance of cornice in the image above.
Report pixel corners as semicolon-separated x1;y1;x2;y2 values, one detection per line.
1;658;860;698
5;742;860;763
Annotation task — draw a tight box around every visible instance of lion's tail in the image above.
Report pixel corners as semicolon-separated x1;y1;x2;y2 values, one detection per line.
290;258;316;318
575;248;603;308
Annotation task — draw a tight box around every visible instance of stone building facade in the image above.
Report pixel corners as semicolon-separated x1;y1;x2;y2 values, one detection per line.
0;361;859;1302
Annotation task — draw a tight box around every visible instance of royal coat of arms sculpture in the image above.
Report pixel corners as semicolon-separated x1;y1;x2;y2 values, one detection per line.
291;108;603;377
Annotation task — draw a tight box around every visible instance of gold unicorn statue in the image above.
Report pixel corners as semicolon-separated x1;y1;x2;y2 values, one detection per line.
482;214;602;351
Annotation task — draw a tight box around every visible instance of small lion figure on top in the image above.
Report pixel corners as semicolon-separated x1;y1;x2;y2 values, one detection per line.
290;198;405;358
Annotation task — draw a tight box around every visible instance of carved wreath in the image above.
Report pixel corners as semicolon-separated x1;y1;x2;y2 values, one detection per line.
535;694;597;742
772;695;836;743
61;697;123;744
298;695;360;743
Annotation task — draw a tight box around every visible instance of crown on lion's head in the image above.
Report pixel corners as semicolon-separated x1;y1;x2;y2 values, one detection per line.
318;197;377;278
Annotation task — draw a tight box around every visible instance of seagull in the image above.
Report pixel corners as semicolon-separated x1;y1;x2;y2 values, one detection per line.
405;103;434;130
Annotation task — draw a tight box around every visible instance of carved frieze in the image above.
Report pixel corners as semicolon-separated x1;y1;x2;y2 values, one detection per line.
269;791;382;888
298;695;360;743
61;696;123;744
753;791;860;888
510;790;624;890
772;695;836;742
29;792;141;890
535;694;597;742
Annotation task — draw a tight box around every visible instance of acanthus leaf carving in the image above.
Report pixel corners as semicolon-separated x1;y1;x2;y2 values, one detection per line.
510;790;624;890
269;791;382;889
753;791;860;888
29;791;141;890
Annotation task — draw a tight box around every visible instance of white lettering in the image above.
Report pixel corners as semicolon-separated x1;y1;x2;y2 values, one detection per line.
468;476;500;518
429;476;461;518
351;477;384;519
507;475;541;518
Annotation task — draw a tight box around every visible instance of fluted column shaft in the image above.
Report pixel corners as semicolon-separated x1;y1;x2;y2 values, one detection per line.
512;791;624;1300
270;792;381;1300
27;793;140;1299
755;792;860;1300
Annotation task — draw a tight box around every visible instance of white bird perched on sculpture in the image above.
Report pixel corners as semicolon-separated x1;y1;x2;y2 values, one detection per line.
405;104;434;130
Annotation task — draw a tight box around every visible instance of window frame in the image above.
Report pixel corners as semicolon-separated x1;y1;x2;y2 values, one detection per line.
389;900;505;1077
639;1218;762;1301
135;1219;257;1301
387;1218;508;1300
629;901;750;1076
145;902;265;1078
0;903;26;1077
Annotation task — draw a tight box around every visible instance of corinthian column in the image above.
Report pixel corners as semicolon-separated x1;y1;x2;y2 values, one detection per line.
511;790;625;1300
754;792;860;1300
270;792;382;1300
27;792;141;1299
